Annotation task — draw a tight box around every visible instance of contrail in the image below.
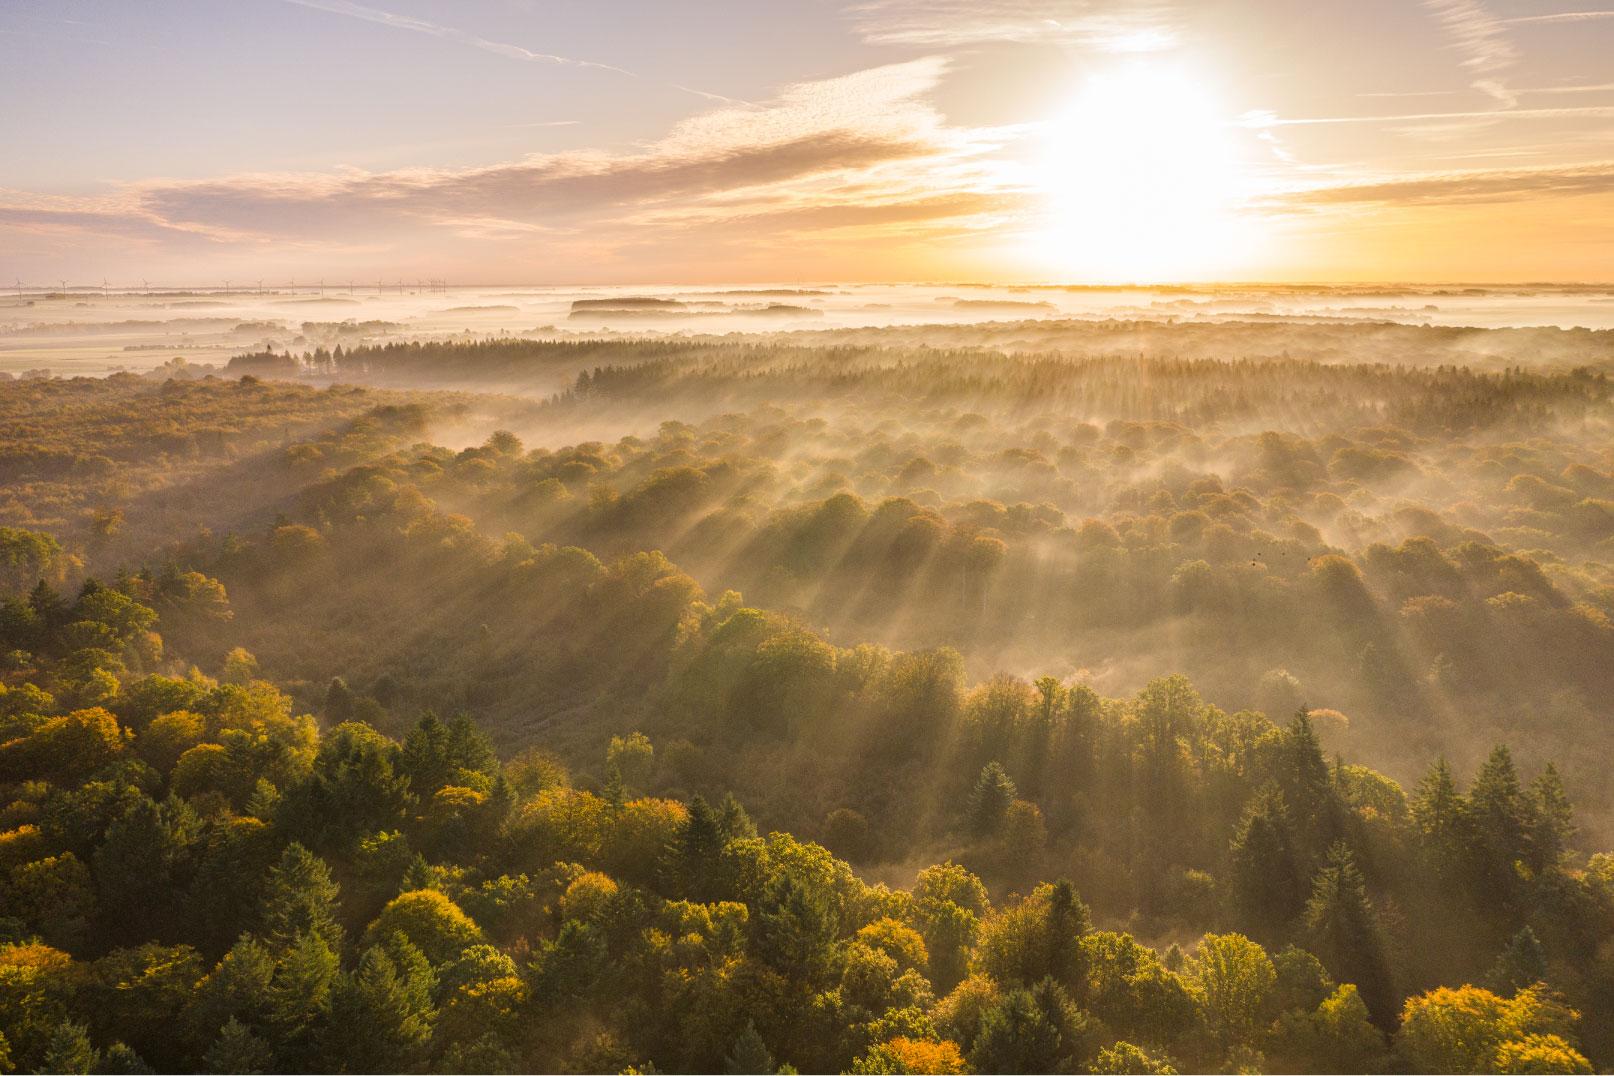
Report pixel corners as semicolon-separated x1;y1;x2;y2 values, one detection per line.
279;0;751;105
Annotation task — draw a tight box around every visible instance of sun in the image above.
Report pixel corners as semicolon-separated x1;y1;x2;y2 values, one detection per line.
1033;62;1262;282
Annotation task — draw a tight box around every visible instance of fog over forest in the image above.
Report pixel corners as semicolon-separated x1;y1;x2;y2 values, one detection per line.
5;287;1614;1074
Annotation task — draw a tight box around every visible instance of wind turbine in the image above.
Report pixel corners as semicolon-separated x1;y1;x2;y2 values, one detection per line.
101;278;109;297
256;279;263;296
13;278;22;298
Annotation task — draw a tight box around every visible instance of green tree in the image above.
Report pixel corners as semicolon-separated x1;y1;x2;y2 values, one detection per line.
725;1020;775;1075
607;731;655;792
1228;786;1306;939
1527;765;1574;873
666;793;724;901
1469;745;1531;906
969;979;1089;1074
751;873;837;982
1489;927;1549;995
264;932;339;1070
205;1018;273;1075
1411;758;1469;878
1089;1041;1177;1074
1305;843;1394;1026
976;881;1090;990
362;890;482;965
259;843;343;952
1194;932;1276;1049
968;762;1017;837
36;1020;98;1075
322;945;435;1073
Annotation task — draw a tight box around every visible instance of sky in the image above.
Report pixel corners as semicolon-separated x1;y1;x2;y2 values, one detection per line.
2;0;1612;285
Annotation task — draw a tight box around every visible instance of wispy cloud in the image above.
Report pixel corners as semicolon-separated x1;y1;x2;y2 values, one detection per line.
1270;160;1614;209
0;58;1016;266
845;0;1178;51
1500;9;1614;24
279;0;747;104
1421;0;1519;105
1356;89;1461;99
1244;104;1614;127
281;0;630;72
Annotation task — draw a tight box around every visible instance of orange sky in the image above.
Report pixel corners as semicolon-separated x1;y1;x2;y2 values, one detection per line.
2;0;1612;285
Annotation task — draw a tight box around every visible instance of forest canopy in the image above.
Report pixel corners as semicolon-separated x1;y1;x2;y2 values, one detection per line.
3;319;1613;1074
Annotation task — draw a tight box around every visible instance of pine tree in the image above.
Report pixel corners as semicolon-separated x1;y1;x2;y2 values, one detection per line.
969;985;1072;1074
265;932;340;1069
322;945;436;1072
402;853;436;892
446;713;498;779
205;1018;273;1075
37;1022;98;1075
1280;709;1344;855
243;778;281;822
1527;764;1574;872
1304;842;1394;1027
400;712;452;795
324;677;356;723
99;1042;155;1074
28;578;67;633
1470;745;1531;904
719;792;757;841
1229;785;1306;939
968;761;1017;837
724;1021;775;1075
1487;926;1549;994
668;794;723;901
751;874;836;981
260;843;343;952
1045;880;1085;988
1410;758;1468;876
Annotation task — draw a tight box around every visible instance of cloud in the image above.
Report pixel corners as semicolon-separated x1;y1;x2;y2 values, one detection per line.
1269;160;1614;209
279;0;745;104
1501;9;1614;24
1245;104;1614;126
844;0;1178;51
0;58;1019;271
281;0;630;72
1421;0;1519;105
1519;82;1614;96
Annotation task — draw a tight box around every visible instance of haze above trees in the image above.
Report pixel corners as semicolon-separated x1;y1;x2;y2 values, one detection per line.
2;314;1613;1073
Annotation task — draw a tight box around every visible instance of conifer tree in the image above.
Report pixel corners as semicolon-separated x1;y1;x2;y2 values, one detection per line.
37;1021;98;1075
322;945;435;1072
1304;843;1394;1027
969;761;1017;837
260;843;343;952
205;1018;272;1075
1487;926;1549;994
724;1021;774;1075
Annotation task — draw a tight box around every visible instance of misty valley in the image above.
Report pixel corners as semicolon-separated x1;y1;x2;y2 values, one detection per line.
1;303;1613;1073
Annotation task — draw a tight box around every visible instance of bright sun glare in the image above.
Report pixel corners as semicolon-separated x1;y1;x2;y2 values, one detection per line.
1036;63;1261;282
